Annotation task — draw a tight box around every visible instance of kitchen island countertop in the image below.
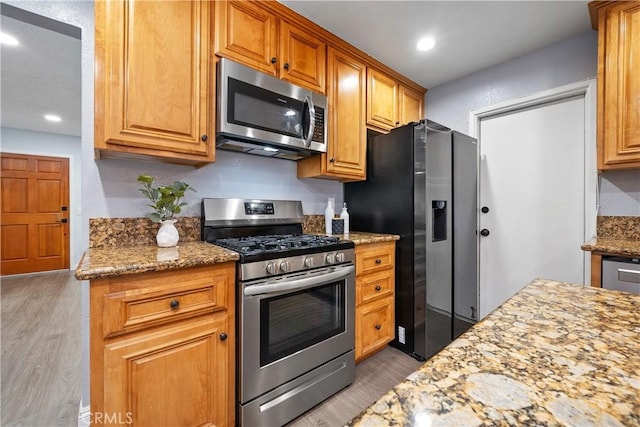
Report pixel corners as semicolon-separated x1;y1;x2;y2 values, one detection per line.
74;241;239;280
349;278;640;426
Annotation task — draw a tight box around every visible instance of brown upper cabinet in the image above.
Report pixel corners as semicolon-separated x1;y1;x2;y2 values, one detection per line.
94;0;215;165
590;1;640;170
298;47;367;181
367;68;425;133
215;1;327;94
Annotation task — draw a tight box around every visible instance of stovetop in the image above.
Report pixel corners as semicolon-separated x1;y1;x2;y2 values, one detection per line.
213;233;354;263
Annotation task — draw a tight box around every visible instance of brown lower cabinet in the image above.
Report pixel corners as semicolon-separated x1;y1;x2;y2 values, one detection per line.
90;263;235;426
355;241;396;362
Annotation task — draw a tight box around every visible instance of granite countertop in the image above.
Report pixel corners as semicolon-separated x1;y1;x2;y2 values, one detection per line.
349;278;640;426
329;231;400;245
75;241;239;280
581;237;640;258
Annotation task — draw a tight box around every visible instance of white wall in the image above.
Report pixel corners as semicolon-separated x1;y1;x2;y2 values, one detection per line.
426;30;639;217
1;127;84;266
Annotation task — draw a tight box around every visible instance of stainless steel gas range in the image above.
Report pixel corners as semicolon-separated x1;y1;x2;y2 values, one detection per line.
202;198;355;426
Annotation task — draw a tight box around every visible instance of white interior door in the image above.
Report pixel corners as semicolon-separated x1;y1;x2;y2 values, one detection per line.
479;95;586;318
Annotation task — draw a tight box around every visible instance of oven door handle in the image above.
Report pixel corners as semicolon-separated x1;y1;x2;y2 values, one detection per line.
244;265;354;296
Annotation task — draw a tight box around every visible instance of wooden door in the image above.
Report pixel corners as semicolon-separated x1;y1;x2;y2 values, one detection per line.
326;47;367;178
598;2;640;169
279;21;326;94
215;1;278;75
1;153;69;275
97;0;213;157
398;85;424;126
103;317;230;426
366;68;398;131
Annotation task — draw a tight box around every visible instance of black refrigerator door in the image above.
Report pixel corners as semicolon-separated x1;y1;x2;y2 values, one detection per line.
345;124;420;355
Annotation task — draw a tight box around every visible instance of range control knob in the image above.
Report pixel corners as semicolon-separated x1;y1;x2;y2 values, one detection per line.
336;252;345;263
326;253;336;264
304;257;314;268
266;262;277;274
279;261;290;273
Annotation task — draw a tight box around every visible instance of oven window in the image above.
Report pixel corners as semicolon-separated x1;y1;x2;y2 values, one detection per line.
260;280;345;367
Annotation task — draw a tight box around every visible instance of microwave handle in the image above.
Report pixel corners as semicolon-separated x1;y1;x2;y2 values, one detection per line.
303;95;316;148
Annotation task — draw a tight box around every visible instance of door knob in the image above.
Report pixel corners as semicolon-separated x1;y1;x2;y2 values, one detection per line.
480;229;490;237
481;206;490;214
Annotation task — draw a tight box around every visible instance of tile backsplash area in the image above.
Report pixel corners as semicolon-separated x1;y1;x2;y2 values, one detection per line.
597;216;640;241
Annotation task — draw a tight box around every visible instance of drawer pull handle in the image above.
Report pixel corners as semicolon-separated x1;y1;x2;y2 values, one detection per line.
375;285;381;291
375;259;382;264
169;299;179;309
219;333;228;341
374;324;381;330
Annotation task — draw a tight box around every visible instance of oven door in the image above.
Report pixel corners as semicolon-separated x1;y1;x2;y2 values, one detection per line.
239;263;355;404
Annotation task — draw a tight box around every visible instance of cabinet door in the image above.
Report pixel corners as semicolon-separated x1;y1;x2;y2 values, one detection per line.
279;21;326;94
398;85;424;126
599;2;640;169
103;317;232;426
355;297;394;362
326;47;367;178
215;1;278;76
367;69;398;131
96;0;213;158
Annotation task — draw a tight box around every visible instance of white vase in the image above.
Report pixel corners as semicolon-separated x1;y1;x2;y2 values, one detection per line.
156;219;179;247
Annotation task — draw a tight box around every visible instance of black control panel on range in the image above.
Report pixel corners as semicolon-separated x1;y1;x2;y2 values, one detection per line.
244;202;274;215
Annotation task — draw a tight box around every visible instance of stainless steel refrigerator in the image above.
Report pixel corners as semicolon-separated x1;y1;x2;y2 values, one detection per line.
344;120;477;360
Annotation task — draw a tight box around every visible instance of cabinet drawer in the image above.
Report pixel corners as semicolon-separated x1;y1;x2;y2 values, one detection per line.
102;267;229;337
355;296;394;361
356;269;394;306
356;241;395;276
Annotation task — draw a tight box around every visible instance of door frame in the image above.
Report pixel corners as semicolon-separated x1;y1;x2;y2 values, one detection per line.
468;79;597;300
0;149;79;269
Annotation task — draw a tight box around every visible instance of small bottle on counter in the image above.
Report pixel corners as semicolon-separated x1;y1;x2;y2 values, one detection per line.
325;198;335;235
340;202;349;235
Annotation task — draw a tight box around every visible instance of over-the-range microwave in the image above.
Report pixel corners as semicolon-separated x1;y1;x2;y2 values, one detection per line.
216;58;327;161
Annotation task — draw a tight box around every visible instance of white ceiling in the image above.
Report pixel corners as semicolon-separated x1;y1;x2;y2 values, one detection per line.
0;13;81;137
281;0;593;89
0;1;592;139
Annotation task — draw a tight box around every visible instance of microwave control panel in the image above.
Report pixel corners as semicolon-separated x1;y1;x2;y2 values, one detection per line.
312;107;325;144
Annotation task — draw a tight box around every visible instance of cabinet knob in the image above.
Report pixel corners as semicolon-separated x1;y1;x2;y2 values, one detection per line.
395;121;400;126
201;134;208;142
480;229;490;237
284;62;289;70
219;333;228;341
329;157;336;163
169;299;179;309
375;285;381;291
271;57;277;64
374;324;381;330
375;259;382;264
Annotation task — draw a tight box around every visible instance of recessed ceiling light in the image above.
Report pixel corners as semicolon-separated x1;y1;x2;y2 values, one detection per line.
263;147;279;152
44;114;62;122
416;37;436;52
1;31;19;46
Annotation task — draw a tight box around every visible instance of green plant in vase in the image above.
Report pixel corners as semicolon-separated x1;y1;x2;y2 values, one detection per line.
137;174;195;247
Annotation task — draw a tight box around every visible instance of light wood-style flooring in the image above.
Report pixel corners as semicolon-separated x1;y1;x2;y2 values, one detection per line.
1;270;81;427
0;270;421;427
287;346;423;427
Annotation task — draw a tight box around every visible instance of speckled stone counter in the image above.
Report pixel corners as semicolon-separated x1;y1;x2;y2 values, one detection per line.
581;237;640;257
349;278;640;427
337;232;400;245
581;215;640;257
75;241;238;280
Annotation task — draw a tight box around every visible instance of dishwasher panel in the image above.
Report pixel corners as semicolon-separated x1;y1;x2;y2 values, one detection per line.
602;256;640;294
